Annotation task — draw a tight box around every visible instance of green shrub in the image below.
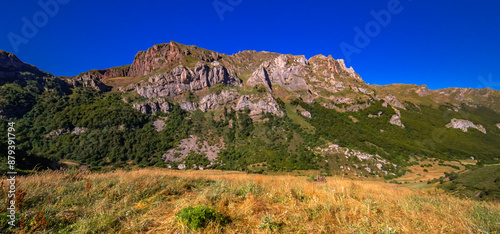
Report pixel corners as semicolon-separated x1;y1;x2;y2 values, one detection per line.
175;206;229;230
258;213;283;231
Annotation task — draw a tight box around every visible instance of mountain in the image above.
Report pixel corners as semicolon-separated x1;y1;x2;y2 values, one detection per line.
0;50;51;81
1;42;500;180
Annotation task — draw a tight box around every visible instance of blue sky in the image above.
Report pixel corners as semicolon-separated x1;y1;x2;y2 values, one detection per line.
1;0;499;90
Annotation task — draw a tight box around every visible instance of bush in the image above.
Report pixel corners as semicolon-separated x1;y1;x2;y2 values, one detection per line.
175;206;229;230
258;213;283;231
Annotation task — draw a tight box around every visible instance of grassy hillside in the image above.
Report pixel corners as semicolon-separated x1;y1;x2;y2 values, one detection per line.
430;165;500;200
1;169;498;233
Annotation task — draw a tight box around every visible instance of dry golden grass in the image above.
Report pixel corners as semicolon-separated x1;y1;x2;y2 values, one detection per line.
1;168;499;233
103;76;146;89
396;160;463;184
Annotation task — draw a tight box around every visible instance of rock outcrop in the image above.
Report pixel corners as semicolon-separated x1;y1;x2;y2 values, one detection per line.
446;119;486;133
368;111;383;118
414;85;430;97
132;99;172;114
389;108;405;128
163;135;222;166
136;62;241;99
235;93;283;116
246;66;273;92
390;115;404;128
128;42;221;77
71;127;88;135
301;110;312;118
383;95;406;110
72;66;130;91
128;42;185;77
45;127;88;138
497;123;500;129
313;144;397;177
247;54;310;92
198;90;240;112
153;119;165;132
71;74;111;91
265;55;309;91
179;102;198;112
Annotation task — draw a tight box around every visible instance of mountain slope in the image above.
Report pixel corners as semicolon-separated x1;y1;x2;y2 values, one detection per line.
1;42;499;179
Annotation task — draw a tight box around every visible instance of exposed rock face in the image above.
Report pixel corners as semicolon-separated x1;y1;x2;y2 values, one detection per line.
390;115;405;128
248;54;309;92
301;110;312;118
415;85;430;97
180;102;198;112
128;42;184;77
235;93;283;116
345;103;371;112
71;74;111;91
308;55;362;81
72;66;130;91
265;55;309;91
132;99;172;114
383;95;406;110
153;119;165;132
446;118;486;134
198;90;240;112
336;59;358;78
246;66;272;92
389;109;405;128
129;42;221;77
172;89;282;116
497;123;500;129
137;62;241;99
163;135;222;163
321;103;336;109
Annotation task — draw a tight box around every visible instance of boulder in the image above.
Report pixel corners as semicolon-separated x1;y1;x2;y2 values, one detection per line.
390;114;405;128
301;110;312;118
446;118;486;134
153;119;166;132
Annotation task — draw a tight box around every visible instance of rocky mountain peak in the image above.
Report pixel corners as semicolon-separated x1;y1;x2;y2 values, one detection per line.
0;50;51;80
128;41;184;77
128;41;222;77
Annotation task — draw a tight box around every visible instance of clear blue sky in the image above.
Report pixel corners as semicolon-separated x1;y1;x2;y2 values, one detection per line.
1;0;499;90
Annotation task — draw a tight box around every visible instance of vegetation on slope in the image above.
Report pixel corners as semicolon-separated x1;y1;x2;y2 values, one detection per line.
298;100;500;165
430;165;500;200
